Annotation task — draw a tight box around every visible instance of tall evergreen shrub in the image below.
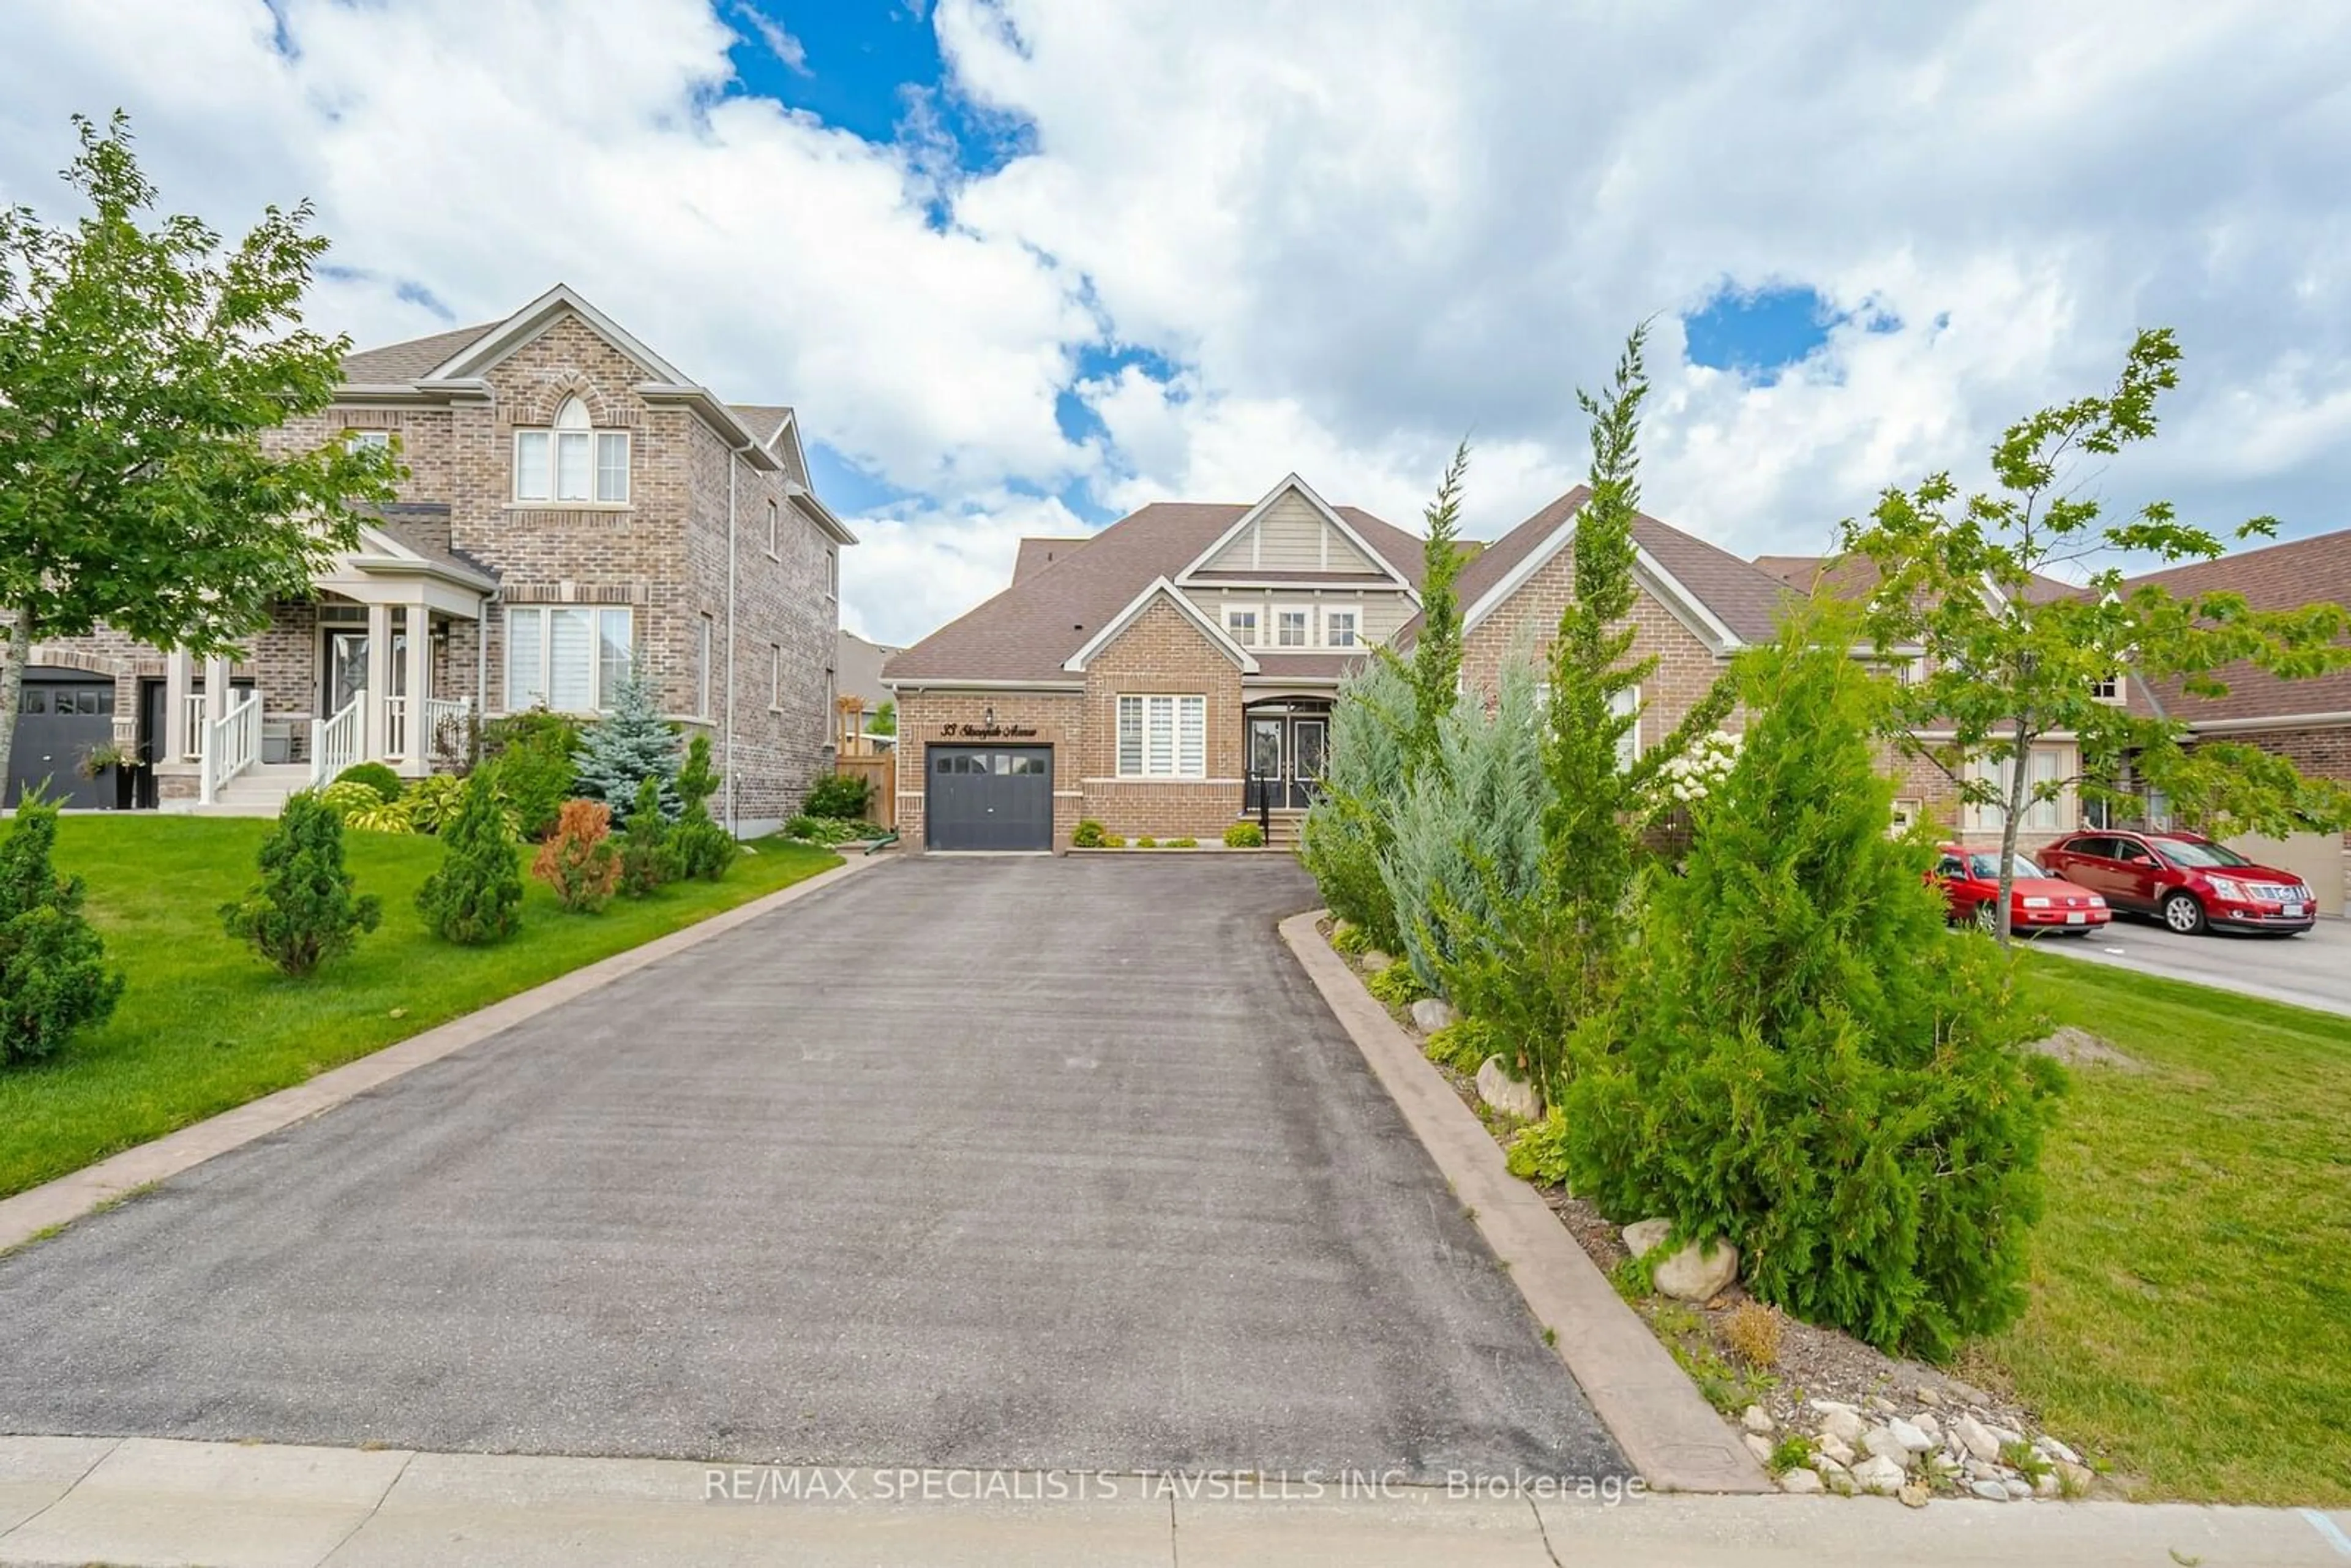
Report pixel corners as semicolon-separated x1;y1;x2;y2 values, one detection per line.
0;795;124;1065
1555;614;2057;1359
220;791;383;976
670;735;736;882
1299;654;1414;949
1383;659;1550;994
571;676;678;822
614;776;678;897
415;768;523;944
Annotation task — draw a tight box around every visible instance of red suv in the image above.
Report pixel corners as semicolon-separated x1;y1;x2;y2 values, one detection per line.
2039;831;2317;936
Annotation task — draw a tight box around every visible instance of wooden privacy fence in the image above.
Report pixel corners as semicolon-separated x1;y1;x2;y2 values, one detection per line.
835;752;895;830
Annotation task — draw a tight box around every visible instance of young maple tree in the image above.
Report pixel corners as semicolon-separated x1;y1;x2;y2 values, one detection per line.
0;113;396;792
1841;328;2351;944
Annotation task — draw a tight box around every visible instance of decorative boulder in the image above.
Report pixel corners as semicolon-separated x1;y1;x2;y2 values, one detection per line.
1409;997;1458;1034
1620;1217;1739;1301
1475;1056;1542;1121
1850;1454;1905;1496
1360;950;1395;973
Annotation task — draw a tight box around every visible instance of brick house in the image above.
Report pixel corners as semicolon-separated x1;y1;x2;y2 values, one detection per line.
882;476;1795;852
7;285;854;833
883;475;1426;850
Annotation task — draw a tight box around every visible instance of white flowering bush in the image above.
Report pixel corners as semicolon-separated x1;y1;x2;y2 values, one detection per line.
1654;729;1741;808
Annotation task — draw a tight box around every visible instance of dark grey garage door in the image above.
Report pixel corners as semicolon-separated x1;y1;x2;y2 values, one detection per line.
7;669;118;809
926;745;1053;850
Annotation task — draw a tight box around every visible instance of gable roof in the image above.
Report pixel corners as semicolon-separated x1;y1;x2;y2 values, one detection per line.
1062;577;1259;673
885;496;1417;685
1755;552;2076;607
1398;487;1790;653
341;322;498;384
2120;528;2351;726
1176;473;1420;594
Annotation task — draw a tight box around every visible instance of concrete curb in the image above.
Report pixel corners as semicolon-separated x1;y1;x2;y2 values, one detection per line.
1278;909;1771;1496
0;854;882;1255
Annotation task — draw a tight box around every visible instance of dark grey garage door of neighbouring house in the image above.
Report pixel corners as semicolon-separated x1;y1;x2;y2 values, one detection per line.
925;745;1054;850
7;669;118;809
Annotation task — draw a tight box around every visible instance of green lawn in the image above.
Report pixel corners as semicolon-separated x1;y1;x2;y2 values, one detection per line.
1974;953;2351;1505
0;817;839;1201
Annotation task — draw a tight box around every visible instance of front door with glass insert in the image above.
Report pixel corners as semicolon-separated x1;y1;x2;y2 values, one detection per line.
1246;717;1284;812
325;629;369;721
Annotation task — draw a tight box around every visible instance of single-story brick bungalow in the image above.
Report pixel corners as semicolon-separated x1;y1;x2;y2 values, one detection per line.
882;476;1794;852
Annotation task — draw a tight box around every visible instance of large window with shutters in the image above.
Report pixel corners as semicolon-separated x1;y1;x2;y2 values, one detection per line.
1116;694;1207;779
505;606;634;713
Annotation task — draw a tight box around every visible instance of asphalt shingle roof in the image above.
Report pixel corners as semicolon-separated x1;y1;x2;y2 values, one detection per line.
885;500;1420;683
2120;528;2351;725
340;322;500;384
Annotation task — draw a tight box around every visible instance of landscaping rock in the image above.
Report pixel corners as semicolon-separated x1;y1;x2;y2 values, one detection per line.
1913;1411;1943;1442
1817;1433;1855;1467
1862;1426;1914;1469
2057;1462;2094;1498
1888;1417;1933;1454
1819;1459;1856;1497
1914;1386;1943;1408
1963;1460;2000;1483
2036;1436;2080;1466
2003;1478;2031;1500
1818;1406;1867;1447
1743;1433;1775;1466
1475;1056;1543;1121
1898;1482;1931;1509
1986;1422;2024;1449
1970;1480;2010;1503
1954;1414;2001;1463
2032;1472;2060;1499
1608;1221;1741;1300
1409;997;1458;1034
1865;1395;1898;1417
1741;1405;1774;1435
1779;1468;1824;1495
1851;1454;1905;1496
1360;950;1395;973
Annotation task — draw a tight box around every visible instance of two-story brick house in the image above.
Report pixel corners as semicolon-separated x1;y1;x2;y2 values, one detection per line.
7;286;853;833
882;476;1788;852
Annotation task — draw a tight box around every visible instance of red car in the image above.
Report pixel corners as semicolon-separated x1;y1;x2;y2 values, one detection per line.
1934;846;2112;937
2039;830;2317;936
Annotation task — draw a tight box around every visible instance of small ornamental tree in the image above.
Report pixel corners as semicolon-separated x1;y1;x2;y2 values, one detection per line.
1448;325;1732;1090
0;113;399;790
1557;609;2056;1359
571;675;679;822
1383;659;1550;994
670;735;737;882
532;800;621;913
0;793;125;1066
1843;328;2351;945
614;776;678;897
415;768;523;944
868;699;896;738
1299;653;1415;950
1392;441;1471;778
220;791;383;976
481;708;579;840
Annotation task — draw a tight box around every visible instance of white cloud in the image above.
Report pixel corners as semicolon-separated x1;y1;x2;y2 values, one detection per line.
4;0;2346;640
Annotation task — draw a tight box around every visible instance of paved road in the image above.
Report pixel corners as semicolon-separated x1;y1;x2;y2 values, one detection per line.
0;857;1622;1482
2035;912;2351;1017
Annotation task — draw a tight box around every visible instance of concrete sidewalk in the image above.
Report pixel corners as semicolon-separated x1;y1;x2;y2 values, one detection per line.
2;1438;2346;1567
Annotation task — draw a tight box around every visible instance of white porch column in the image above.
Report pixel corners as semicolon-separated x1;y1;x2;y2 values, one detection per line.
365;600;392;763
402;599;432;776
163;648;193;763
203;655;231;726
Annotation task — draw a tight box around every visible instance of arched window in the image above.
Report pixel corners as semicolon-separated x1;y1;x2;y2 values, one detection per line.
514;395;629;503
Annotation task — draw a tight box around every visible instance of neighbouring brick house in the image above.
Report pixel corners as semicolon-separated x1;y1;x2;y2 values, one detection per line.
882;476;1793;852
7;285;853;831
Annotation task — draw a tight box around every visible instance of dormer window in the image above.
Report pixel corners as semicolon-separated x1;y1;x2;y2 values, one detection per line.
2090;672;2121;703
516;397;628;503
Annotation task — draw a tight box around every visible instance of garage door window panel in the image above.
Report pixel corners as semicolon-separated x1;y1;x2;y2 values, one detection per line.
1117;695;1206;779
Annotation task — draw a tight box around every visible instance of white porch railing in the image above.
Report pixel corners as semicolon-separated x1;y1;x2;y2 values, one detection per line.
199;692;264;805
421;696;472;767
310;697;364;787
384;696;408;762
180;694;204;762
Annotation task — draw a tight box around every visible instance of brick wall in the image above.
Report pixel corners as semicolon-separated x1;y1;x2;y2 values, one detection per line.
2191;722;2351;846
893;688;1086;848
1460;546;1740;752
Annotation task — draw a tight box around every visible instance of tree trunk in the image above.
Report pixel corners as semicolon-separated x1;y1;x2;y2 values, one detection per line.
1995;717;2031;950
0;606;31;809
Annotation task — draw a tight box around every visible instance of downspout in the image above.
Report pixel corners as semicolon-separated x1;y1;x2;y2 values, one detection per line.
476;593;491;738
726;440;748;838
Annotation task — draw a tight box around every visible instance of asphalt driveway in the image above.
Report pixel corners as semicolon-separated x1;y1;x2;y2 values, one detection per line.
2037;912;2351;1017
0;856;1623;1481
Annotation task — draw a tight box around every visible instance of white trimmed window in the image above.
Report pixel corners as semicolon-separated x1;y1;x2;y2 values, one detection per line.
1611;685;1641;771
2090;672;2121;702
1277;609;1309;647
826;547;839;601
1116;694;1207;778
770;643;785;708
515;397;629;503
345;429;391;453
766;498;780;558
1965;748;2069;831
1226;607;1259;645
505;606;633;713
1325;609;1358;648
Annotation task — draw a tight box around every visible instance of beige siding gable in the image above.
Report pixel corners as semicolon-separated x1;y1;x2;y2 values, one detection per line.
1194;486;1381;575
